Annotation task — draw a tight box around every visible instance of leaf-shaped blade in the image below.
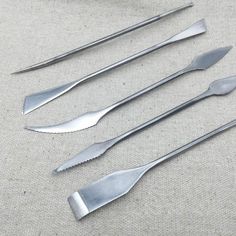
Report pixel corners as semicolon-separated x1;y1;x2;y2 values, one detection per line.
190;46;232;70
209;75;236;95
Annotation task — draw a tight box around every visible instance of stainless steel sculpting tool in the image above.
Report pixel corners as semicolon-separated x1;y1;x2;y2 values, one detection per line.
13;3;193;74
23;19;207;115
68;119;236;220
26;46;232;133
54;75;236;173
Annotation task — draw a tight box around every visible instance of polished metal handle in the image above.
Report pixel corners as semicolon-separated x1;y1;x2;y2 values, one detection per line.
110;68;189;110
146;119;236;169
115;90;212;142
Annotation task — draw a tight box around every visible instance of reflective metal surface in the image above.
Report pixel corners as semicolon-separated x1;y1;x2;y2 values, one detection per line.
13;3;193;74
25;46;232;133
54;75;236;172
68;119;236;220
23;19;207;114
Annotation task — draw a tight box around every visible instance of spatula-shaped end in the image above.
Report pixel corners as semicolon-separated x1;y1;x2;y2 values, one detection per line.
68;166;147;220
23;81;75;115
169;19;207;43
68;192;90;220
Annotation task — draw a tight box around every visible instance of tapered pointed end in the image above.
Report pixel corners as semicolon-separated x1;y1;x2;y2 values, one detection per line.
192;45;233;71
12;67;34;74
53;165;66;174
11;71;21;75
24;110;103;133
52;168;60;175
24;122;83;134
24;126;33;131
227;45;233;50
222;45;233;56
24;126;45;133
220;46;233;55
12;60;49;74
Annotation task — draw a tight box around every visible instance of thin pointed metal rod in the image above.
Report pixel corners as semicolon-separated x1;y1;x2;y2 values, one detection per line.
23;19;207;114
13;2;193;74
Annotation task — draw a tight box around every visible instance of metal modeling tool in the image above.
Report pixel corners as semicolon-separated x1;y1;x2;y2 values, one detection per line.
68;119;236;220
23;19;207;114
25;46;232;133
13;3;193;74
54;75;236;173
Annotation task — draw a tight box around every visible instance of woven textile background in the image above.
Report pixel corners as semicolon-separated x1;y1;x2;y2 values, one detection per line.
0;0;235;235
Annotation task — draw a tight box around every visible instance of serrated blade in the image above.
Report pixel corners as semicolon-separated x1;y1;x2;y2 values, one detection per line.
54;139;117;173
25;110;104;133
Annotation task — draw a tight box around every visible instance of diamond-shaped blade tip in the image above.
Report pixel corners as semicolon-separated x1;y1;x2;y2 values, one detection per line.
191;46;233;70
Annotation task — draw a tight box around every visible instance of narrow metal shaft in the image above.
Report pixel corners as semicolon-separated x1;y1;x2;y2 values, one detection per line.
110;68;189;110
146;119;236;169
14;3;193;74
116;90;211;142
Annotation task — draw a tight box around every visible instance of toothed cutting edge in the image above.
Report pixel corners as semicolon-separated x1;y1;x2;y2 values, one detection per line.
55;75;236;172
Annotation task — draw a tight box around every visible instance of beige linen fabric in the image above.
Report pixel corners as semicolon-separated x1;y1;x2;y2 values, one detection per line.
0;0;236;235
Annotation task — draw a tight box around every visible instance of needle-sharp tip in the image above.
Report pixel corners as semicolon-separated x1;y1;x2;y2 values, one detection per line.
11;71;19;75
12;67;31;74
12;62;45;74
